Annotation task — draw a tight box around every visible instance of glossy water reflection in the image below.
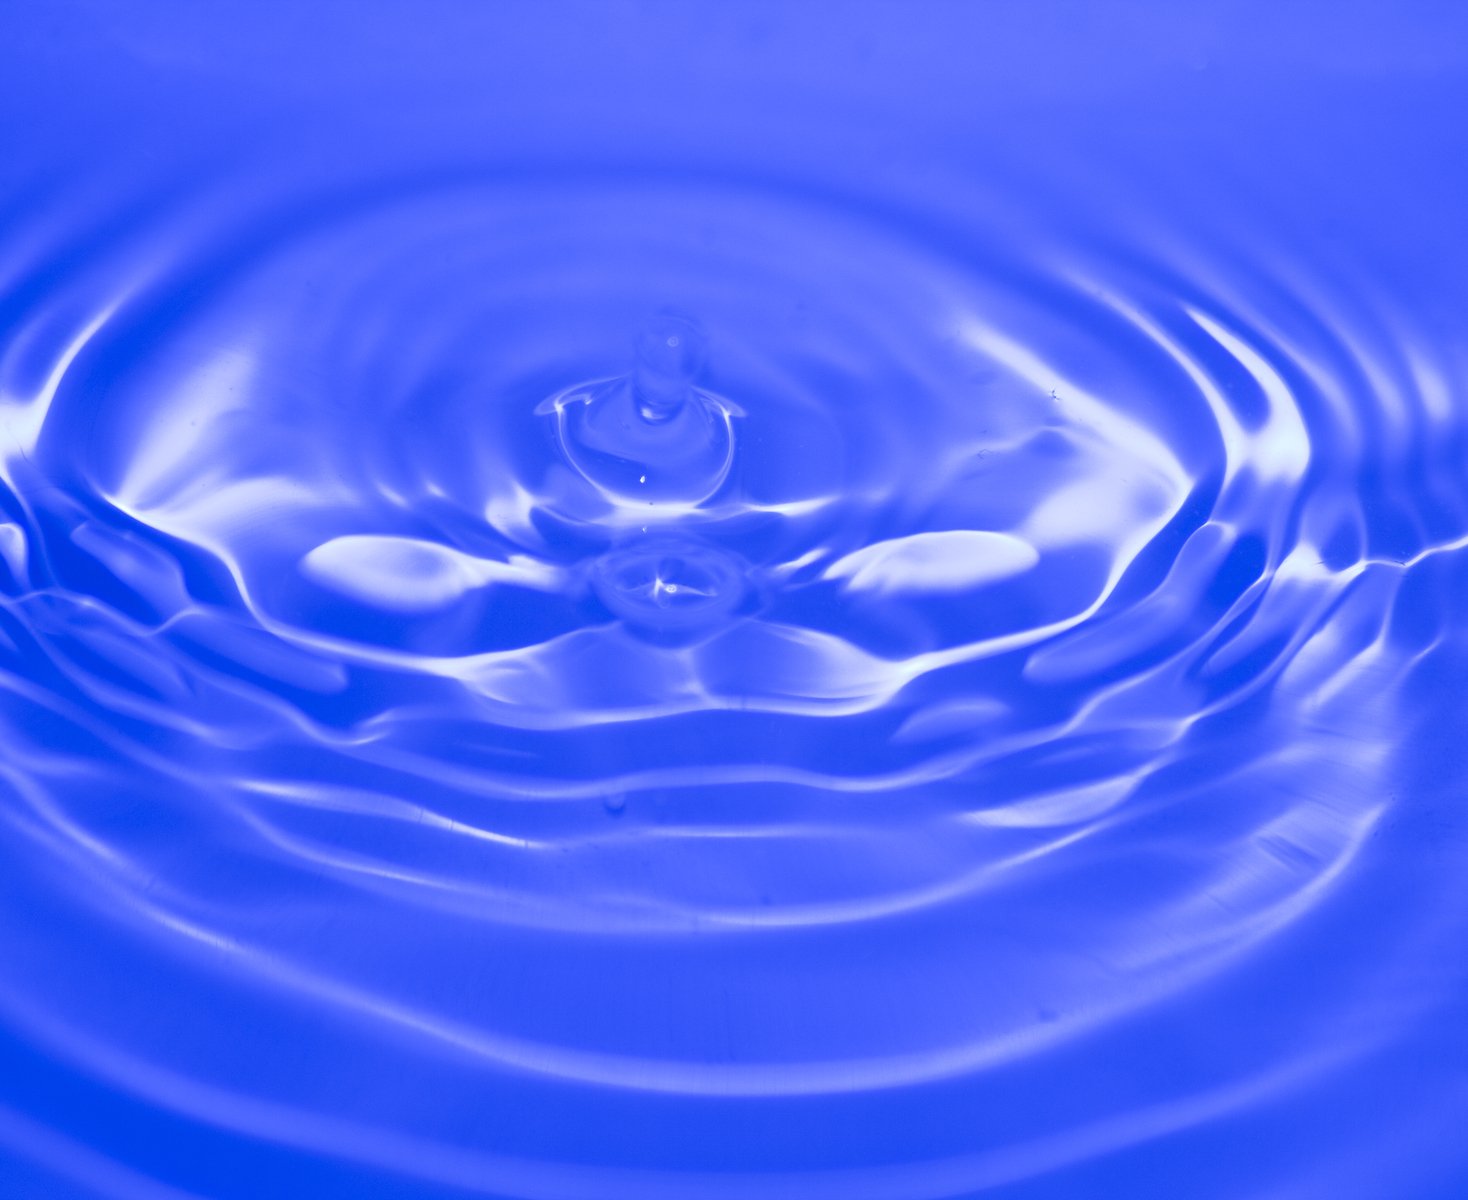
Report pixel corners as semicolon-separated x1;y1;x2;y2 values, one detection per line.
2;5;1467;1198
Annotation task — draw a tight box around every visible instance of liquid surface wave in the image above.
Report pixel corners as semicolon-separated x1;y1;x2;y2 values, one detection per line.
3;5;1468;1198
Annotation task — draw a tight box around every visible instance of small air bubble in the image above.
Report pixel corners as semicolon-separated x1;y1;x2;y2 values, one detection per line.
603;792;626;816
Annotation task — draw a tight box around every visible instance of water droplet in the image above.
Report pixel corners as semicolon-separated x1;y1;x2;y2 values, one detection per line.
632;313;706;419
539;315;740;507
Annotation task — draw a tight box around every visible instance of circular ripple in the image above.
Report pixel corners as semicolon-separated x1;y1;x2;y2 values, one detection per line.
0;162;1461;1195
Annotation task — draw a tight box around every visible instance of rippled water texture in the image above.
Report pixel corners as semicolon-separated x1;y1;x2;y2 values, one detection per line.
3;5;1468;1197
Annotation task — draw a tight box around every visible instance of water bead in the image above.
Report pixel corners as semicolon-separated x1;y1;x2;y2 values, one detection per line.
541;318;740;508
631;312;708;421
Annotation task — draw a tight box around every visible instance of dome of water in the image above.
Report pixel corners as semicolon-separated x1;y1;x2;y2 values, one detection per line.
539;315;741;506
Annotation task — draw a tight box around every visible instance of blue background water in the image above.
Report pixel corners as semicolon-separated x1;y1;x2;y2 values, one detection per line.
3;3;1467;1196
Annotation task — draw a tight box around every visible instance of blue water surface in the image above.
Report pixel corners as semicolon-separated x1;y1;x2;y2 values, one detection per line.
2;3;1467;1197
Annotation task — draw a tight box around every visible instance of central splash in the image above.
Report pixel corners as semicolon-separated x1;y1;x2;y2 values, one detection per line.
538;312;755;643
537;313;744;508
